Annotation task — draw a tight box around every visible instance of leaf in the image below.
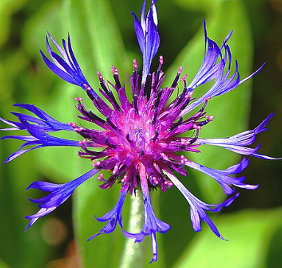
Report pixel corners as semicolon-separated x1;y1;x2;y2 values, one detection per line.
161;0;254;266
0;138;49;267
173;207;282;268
62;0;130;86
0;0;27;47
0;258;10;268
61;0;130;267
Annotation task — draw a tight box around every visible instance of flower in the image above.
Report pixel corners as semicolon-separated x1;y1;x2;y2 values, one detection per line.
0;0;278;263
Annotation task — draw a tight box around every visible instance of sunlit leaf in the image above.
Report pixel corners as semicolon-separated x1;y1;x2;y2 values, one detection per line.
173;208;282;268
161;0;254;266
61;0;131;267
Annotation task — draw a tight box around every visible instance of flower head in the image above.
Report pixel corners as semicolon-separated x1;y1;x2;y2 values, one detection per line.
0;0;279;263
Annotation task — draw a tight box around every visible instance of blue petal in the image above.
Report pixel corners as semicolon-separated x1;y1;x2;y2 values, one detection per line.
26;169;99;230
183;158;258;194
40;50;78;85
41;34;99;100
132;0;160;82
197;114;280;160
164;169;240;239
88;189;128;240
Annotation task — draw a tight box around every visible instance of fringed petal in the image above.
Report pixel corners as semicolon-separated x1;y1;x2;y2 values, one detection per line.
25;169;99;230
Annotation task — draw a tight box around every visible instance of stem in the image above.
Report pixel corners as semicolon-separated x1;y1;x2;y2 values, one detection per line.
119;190;144;268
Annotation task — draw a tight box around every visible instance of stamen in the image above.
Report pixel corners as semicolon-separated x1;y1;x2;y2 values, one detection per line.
97;72;110;93
97;71;121;111
171;66;183;88
170;117;183;131
158;56;163;70
93;161;101;167
193;124;202;130
97;173;105;181
106;116;117;130
180;93;192;110
180;155;188;164
113;164;119;175
126;133;131;143
121;174;128;183
79;139;87;145
133;59;138;71
206;115;215;121
189;128;200;144
111;65;122;89
174;87;187;107
133;94;139;114
180;74;188;89
105;137;116;148
83;84;95;100
144;74;151;99
152;130;159;142
164;181;173;187
152;89;163;125
67;122;77;127
78;103;105;124
83;84;92;91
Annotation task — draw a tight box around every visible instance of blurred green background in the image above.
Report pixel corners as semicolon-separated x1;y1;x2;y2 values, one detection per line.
0;0;282;267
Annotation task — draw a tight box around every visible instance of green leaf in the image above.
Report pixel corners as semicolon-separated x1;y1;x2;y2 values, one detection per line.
173;208;282;268
0;258;10;268
0;138;49;267
161;0;254;266
0;0;28;47
166;0;253;199
61;0;130;267
37;0;131;181
62;0;130;86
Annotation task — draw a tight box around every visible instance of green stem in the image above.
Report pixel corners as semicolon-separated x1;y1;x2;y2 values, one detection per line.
119;190;145;268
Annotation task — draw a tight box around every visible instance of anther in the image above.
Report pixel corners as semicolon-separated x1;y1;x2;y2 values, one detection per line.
180;155;188;164
121;174;128;183
164;181;173;187
206;115;214;121
74;97;83;101
96;72;103;80
133;94;139;114
113;164;119;175
111;65;119;75
180;74;187;81
93;161;101;167
193;124;201;130
178;66;183;75
153;177;159;185
67;122;77;127
97;173;104;181
171;66;183;88
181;74;188;89
111;65;122;89
74;127;84;132
133;59;138;70
79;139;87;145
158;56;164;70
83;84;92;91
